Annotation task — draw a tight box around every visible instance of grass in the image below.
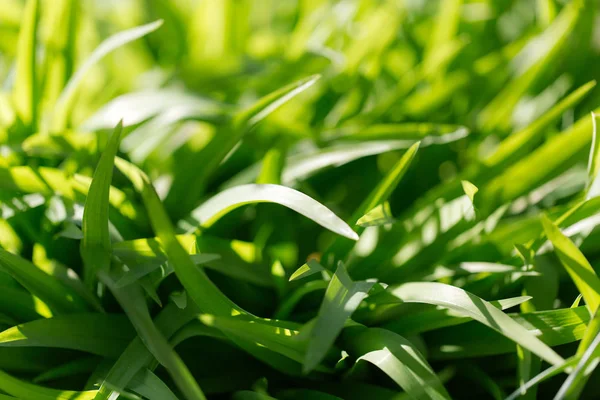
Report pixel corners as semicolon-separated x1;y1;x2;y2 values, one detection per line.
1;0;600;399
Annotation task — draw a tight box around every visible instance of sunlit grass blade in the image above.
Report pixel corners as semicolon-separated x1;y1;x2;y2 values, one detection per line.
165;75;320;218
12;0;39;133
81;121;123;288
33;356;99;383
0;284;53;321
179;184;358;241
505;358;578;400
542;214;600;314
381;296;532;336
381;282;564;365
93;302;198;400
322;142;419;270
303;262;374;373
0;248;88;314
0;369;97;399
52;20;164;130
0;313;135;357
342;326;451;400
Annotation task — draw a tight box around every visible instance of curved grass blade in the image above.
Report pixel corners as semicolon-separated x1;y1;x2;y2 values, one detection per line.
289;259;325;282
234;75;320;128
52;20;164;129
0;313;135;357
554;312;600;399
179;184;358;241
0;248;88;314
542;214;600;314
303;262;374;373
128;368;179;400
81;121;123;288
586;112;600;199
426;306;590;360
342;327;451;400
0;369;97;399
13;0;39;132
505;357;578;400
382;282;564;365
324;123;467;142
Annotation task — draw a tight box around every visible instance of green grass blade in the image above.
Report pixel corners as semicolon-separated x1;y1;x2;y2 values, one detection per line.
303;262;374;373
383;282;564;365
128;368;180;400
12;0;39;133
93;302;198;400
33;356;99;383
427;307;590;360
179;184;358;241
506;358;578;400
52;20;163;129
234;75;320;128
322;142;419;269
165;75;320;218
477;1;582;132
381;296;532;336
0;369;97;399
81;121;123;288
0;248;88;314
0;313;135;357
324;123;468;142
99;271;207;400
542;214;600;314
0;284;53;321
342;327;451;400
586;112;600;199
